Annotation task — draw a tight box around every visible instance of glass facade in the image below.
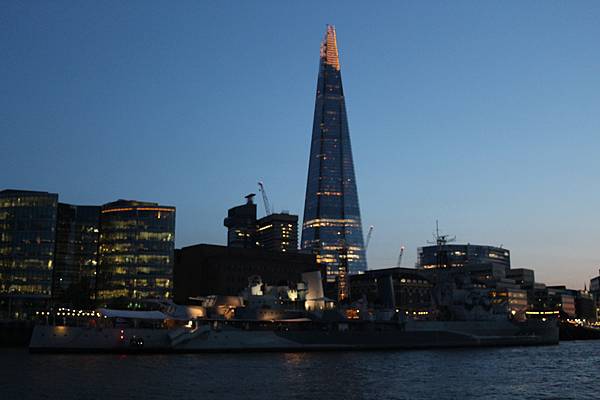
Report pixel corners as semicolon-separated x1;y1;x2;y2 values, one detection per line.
0;190;58;318
302;25;367;280
96;200;175;308
52;203;100;306
417;244;511;270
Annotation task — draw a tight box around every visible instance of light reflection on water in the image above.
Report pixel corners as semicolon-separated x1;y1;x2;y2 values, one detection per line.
1;342;599;400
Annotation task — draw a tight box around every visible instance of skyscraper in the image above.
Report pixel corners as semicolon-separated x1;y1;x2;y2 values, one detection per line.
301;25;367;282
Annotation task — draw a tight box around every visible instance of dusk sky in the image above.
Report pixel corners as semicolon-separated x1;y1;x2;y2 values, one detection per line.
2;2;599;289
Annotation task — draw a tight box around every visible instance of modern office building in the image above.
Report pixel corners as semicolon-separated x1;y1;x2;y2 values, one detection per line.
256;212;298;253
224;195;299;253
0;190;58;318
96;200;175;308
224;194;258;249
506;268;535;288
173;243;322;303
349;267;433;313
301;25;367;280
546;286;577;318
416;244;511;270
52;203;100;305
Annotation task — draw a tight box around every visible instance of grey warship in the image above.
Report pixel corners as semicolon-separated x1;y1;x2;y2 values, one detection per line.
29;270;558;353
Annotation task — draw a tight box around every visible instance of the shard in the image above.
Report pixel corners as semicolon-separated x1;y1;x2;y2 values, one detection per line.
301;25;367;283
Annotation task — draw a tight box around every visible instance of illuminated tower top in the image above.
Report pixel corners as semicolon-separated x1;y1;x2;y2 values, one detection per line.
320;25;340;71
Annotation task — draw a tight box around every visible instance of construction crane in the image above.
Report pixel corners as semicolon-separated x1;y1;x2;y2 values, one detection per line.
257;181;272;216
396;245;405;268
365;226;374;251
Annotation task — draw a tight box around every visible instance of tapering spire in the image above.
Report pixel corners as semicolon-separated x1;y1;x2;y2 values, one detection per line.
320;25;340;71
302;25;367;279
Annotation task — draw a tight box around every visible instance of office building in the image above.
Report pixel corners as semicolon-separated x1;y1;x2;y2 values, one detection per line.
506;268;535;288
96;200;175;308
417;244;510;270
224;195;299;253
349;267;433;313
590;271;600;319
52;203;100;306
256;212;298;253
224;194;258;248
546;286;577;318
301;25;367;280
0;190;58;318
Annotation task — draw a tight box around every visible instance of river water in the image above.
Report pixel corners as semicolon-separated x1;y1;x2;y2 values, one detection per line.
1;341;599;399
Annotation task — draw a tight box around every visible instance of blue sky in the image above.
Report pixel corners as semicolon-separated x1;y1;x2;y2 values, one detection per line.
2;1;599;288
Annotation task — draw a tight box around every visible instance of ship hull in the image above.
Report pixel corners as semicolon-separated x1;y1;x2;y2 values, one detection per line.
29;319;558;353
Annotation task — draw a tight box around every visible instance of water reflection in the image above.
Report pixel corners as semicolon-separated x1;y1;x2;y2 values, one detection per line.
1;342;599;400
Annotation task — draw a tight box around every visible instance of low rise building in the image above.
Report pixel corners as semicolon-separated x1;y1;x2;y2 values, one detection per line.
349;267;433;313
173;244;322;304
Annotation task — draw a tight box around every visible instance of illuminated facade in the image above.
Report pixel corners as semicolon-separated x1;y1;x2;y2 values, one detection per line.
256;212;298;253
96;200;175;307
302;25;367;280
417;244;511;270
0;190;58;318
52;203;100;305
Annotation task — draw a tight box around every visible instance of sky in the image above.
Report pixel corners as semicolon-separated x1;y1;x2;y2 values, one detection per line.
1;1;599;289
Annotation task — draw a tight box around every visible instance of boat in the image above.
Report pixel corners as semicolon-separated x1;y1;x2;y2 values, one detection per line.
29;309;558;353
29;271;559;353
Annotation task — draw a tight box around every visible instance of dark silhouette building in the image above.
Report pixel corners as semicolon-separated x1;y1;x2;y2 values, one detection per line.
257;212;298;253
52;203;100;306
96;200;175;308
224;194;258;248
301;25;367;280
590;271;600;321
224;195;299;253
349;267;433;313
0;190;58;318
174;244;321;303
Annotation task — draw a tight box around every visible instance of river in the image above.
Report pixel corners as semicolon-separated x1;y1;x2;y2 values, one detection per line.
1;341;598;399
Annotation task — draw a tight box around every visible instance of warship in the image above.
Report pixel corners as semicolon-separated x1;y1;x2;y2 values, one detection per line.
29;271;559;353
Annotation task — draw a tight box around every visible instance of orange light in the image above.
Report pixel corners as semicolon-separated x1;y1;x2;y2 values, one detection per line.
101;207;174;214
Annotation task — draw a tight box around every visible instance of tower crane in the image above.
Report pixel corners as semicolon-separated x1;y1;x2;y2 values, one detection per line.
257;181;272;216
396;245;405;268
365;226;374;251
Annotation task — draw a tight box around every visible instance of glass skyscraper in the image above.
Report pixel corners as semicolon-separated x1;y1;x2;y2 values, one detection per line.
301;25;367;283
96;200;175;308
